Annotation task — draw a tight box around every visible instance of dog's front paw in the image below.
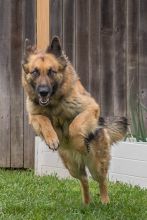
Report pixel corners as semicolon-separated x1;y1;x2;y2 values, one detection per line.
44;133;59;151
46;136;59;151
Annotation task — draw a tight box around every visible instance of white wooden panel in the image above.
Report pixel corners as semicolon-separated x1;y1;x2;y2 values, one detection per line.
35;136;69;177
110;157;147;178
112;142;147;161
41;166;70;178
35;136;42;175
109;173;147;188
41;151;64;168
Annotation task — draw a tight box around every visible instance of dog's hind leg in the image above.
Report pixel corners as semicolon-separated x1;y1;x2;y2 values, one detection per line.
80;175;90;205
59;150;90;204
98;176;110;204
85;127;111;204
67;164;90;205
87;161;110;204
86;151;110;204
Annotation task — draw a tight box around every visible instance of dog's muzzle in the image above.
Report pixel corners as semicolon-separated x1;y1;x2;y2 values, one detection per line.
37;86;52;106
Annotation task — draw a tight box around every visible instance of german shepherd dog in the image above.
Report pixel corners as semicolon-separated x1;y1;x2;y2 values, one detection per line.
22;37;128;205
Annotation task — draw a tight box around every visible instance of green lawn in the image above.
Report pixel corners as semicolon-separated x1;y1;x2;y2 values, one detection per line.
0;170;146;220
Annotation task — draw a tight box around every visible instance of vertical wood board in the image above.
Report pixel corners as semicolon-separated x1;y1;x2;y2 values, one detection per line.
23;0;36;168
50;0;63;41
10;0;24;168
127;0;139;134
113;0;127;116
0;0;11;167
75;0;90;90
139;0;147;132
89;0;101;102
63;0;76;66
100;0;114;117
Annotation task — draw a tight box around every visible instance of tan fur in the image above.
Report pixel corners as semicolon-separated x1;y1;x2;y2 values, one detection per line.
22;37;127;205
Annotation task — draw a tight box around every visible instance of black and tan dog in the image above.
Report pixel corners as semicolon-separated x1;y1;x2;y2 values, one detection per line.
22;37;128;205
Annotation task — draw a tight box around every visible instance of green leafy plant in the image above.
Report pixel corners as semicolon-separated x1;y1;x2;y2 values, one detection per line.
129;78;147;142
130;98;147;142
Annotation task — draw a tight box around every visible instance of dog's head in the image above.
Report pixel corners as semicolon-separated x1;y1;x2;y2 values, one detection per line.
22;37;67;106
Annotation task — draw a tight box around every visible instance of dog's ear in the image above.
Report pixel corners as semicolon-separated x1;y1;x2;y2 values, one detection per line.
22;39;36;73
23;39;35;59
22;61;31;74
46;36;62;57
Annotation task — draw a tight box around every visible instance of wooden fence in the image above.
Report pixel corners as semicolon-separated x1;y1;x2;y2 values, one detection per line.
0;0;35;168
0;0;147;168
50;0;147;118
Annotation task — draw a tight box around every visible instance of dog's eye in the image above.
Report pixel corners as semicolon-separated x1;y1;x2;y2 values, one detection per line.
31;69;40;78
48;69;57;77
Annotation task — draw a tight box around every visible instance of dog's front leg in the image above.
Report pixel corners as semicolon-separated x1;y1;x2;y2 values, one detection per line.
29;114;59;150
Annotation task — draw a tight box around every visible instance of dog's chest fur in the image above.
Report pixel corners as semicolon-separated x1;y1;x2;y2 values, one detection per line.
49;97;83;138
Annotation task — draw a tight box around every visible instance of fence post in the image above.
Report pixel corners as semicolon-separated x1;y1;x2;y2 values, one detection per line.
37;0;50;49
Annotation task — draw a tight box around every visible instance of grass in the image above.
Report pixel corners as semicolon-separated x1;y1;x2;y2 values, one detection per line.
0;170;147;220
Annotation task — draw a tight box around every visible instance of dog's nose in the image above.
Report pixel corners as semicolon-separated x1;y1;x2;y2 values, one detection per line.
38;86;49;97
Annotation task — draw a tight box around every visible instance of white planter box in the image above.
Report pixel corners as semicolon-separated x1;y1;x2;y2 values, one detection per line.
109;142;147;188
35;137;70;178
35;137;147;188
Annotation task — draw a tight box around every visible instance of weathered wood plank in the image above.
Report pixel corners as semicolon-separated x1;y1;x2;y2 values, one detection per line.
10;0;24;167
63;0;76;66
89;0;101;102
23;0;36;168
114;0;127;116
0;0;11;167
127;0;139;133
50;0;63;41
76;0;90;90
100;0;114;117
139;0;147;133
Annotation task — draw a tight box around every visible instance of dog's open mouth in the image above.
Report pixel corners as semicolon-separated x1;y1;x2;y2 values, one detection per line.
39;96;50;106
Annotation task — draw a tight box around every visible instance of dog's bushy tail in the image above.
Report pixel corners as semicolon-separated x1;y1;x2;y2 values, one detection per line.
85;117;128;151
101;117;128;145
